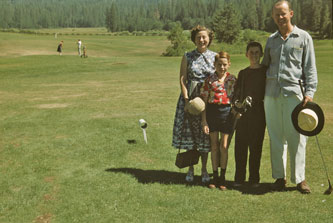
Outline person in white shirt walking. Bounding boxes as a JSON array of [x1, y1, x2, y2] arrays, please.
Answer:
[[77, 39, 82, 56]]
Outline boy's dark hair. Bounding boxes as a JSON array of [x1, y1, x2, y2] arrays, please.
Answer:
[[190, 25, 214, 47], [246, 41, 263, 53]]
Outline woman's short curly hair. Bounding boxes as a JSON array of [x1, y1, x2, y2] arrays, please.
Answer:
[[190, 25, 214, 47]]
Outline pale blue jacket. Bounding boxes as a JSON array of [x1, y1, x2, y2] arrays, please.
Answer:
[[262, 26, 318, 98]]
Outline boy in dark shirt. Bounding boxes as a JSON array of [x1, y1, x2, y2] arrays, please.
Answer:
[[233, 42, 267, 188]]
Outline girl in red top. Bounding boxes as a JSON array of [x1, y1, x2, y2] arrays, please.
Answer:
[[201, 51, 236, 190]]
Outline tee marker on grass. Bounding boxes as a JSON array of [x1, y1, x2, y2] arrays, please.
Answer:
[[139, 119, 148, 144]]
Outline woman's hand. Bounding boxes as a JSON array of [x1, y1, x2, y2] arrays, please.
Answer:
[[202, 121, 209, 135]]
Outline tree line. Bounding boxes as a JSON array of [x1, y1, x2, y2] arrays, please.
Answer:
[[0, 0, 332, 38]]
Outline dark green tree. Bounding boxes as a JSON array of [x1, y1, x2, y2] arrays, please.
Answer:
[[320, 4, 332, 38], [0, 1, 14, 28], [311, 0, 323, 32], [242, 0, 259, 30], [256, 0, 266, 30], [105, 2, 119, 32], [211, 4, 241, 43], [264, 9, 276, 32]]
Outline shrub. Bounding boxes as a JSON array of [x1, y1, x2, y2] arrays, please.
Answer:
[[119, 31, 131, 36], [163, 22, 193, 56], [135, 31, 145, 36]]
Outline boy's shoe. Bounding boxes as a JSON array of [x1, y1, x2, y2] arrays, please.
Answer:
[[219, 184, 227, 191], [208, 178, 218, 189], [201, 171, 210, 183], [271, 178, 286, 191], [208, 183, 217, 189], [185, 170, 194, 182], [219, 177, 227, 191]]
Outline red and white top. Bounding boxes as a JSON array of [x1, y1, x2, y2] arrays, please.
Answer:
[[201, 72, 237, 105]]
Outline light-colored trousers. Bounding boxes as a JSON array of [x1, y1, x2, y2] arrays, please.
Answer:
[[264, 93, 307, 184]]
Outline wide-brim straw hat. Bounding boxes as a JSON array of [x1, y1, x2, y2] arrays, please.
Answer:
[[187, 97, 205, 115], [291, 101, 324, 136]]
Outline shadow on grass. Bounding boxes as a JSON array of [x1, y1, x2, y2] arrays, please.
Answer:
[[105, 167, 206, 187], [105, 167, 297, 195], [232, 183, 297, 195]]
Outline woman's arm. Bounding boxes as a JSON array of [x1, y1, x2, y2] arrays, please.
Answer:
[[180, 55, 190, 112], [179, 55, 189, 100], [201, 83, 209, 135], [201, 97, 209, 135]]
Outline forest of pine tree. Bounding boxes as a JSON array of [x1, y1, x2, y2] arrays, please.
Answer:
[[0, 0, 332, 38]]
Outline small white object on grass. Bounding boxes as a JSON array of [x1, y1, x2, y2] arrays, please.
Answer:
[[139, 119, 148, 144]]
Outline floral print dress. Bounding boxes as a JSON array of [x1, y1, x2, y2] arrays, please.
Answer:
[[172, 49, 216, 152]]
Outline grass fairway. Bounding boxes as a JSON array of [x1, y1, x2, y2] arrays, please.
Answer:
[[0, 31, 332, 223]]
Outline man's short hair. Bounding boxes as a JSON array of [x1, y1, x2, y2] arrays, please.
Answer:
[[273, 0, 292, 11]]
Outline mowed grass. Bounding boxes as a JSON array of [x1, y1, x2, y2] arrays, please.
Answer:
[[0, 31, 332, 223]]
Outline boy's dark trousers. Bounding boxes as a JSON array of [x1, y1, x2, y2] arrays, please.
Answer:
[[234, 104, 266, 184]]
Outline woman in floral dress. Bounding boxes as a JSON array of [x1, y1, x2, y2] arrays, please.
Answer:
[[172, 25, 216, 183]]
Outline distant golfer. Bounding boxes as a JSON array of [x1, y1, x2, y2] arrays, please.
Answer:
[[57, 41, 63, 56], [81, 46, 88, 58], [262, 0, 318, 194], [77, 39, 82, 56]]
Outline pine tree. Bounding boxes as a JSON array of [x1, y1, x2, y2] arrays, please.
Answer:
[[311, 0, 322, 32], [211, 3, 241, 43], [105, 2, 119, 32], [242, 0, 259, 30], [256, 0, 266, 30], [320, 4, 332, 38], [264, 8, 276, 32]]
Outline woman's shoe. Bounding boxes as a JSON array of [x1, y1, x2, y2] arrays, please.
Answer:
[[201, 171, 210, 183], [185, 170, 194, 182]]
